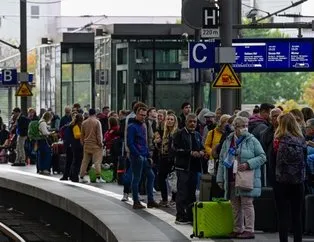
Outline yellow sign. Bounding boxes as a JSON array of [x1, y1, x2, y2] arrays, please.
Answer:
[[212, 64, 241, 88], [16, 82, 33, 97]]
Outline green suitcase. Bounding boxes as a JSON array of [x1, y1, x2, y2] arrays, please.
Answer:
[[191, 200, 233, 238]]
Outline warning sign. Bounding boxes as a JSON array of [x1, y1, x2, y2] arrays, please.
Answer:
[[212, 64, 241, 88], [15, 82, 33, 97]]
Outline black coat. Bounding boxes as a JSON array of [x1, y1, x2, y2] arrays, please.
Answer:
[[260, 125, 276, 186], [17, 115, 30, 137], [173, 128, 206, 172]]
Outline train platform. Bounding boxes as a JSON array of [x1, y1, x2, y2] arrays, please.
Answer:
[[0, 164, 313, 242]]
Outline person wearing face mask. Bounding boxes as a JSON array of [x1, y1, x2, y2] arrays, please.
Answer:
[[217, 116, 266, 239], [205, 114, 231, 161]]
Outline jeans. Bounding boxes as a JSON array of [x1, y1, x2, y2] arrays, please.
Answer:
[[176, 170, 197, 221], [274, 182, 304, 242], [130, 155, 155, 202], [123, 158, 132, 194], [15, 135, 27, 163], [38, 139, 52, 171], [229, 183, 255, 233]]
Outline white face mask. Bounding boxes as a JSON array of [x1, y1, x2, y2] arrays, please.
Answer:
[[239, 127, 248, 135]]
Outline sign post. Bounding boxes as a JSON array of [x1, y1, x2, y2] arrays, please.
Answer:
[[212, 64, 241, 88], [201, 7, 220, 38]]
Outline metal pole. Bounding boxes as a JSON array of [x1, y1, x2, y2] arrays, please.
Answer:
[[152, 39, 156, 107], [220, 0, 234, 115], [20, 0, 28, 115], [194, 29, 201, 110]]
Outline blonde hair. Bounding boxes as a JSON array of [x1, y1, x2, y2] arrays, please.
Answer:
[[218, 114, 231, 128], [163, 113, 178, 139], [275, 113, 303, 139], [42, 112, 52, 122]]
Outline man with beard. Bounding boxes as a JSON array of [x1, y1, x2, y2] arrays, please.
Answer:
[[202, 111, 216, 144]]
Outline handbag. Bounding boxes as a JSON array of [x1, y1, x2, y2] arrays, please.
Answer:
[[235, 169, 254, 191]]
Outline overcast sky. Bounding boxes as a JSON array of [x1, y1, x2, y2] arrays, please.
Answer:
[[61, 0, 182, 16], [61, 0, 313, 16]]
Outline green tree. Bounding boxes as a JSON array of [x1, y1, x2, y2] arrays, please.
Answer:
[[302, 73, 314, 108], [240, 21, 310, 104]]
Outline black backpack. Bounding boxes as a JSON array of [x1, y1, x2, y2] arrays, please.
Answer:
[[276, 135, 307, 184]]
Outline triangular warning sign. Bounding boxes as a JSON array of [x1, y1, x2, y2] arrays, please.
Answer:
[[212, 64, 241, 88], [16, 82, 33, 97]]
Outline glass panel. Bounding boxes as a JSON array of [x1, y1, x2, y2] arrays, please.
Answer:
[[156, 70, 180, 81], [117, 70, 127, 110], [135, 49, 153, 63], [61, 64, 72, 113], [73, 64, 91, 109], [117, 48, 127, 65]]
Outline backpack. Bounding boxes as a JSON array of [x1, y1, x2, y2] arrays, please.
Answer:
[[28, 120, 43, 141], [276, 135, 307, 184]]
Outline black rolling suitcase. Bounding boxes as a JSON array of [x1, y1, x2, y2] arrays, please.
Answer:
[[254, 186, 277, 232], [304, 194, 314, 234], [199, 174, 224, 201]]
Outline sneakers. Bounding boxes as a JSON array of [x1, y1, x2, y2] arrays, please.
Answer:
[[175, 218, 190, 225], [237, 231, 255, 239], [158, 200, 169, 207], [42, 170, 50, 175], [133, 202, 145, 209], [147, 200, 159, 208], [121, 193, 129, 202], [96, 177, 106, 183], [79, 176, 89, 183]]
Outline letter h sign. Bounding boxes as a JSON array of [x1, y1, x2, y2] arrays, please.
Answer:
[[202, 7, 219, 28]]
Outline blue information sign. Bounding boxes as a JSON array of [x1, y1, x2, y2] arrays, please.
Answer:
[[188, 42, 215, 69], [0, 71, 33, 84], [231, 38, 314, 72]]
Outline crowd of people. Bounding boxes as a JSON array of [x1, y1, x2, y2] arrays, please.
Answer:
[[1, 101, 314, 242]]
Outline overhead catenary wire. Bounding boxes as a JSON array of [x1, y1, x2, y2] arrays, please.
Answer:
[[241, 3, 270, 15]]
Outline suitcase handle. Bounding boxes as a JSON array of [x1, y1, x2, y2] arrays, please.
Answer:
[[212, 198, 228, 203]]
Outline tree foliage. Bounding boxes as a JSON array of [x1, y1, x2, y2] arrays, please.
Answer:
[[275, 99, 301, 113], [240, 21, 311, 104], [302, 73, 314, 108]]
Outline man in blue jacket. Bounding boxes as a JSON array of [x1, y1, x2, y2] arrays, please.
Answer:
[[127, 106, 159, 209]]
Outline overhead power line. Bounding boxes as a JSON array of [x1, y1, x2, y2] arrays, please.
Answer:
[[241, 3, 270, 15], [278, 13, 314, 18]]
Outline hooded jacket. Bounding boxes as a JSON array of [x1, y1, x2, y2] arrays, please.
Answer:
[[248, 114, 269, 141]]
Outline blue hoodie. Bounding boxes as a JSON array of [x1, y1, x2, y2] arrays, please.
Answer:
[[127, 119, 149, 157]]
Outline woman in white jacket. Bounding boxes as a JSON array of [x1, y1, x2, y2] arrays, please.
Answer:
[[38, 112, 53, 175]]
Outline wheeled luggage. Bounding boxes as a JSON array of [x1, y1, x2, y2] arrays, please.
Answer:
[[304, 194, 314, 234], [199, 174, 224, 201], [191, 200, 233, 238], [254, 187, 277, 232]]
